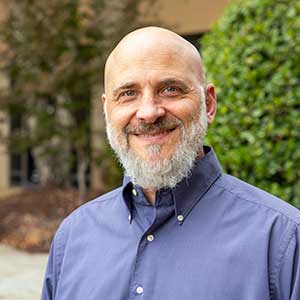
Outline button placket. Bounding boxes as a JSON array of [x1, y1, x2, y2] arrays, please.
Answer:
[[129, 189, 174, 299]]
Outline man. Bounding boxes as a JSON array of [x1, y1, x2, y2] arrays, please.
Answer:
[[42, 27, 300, 300]]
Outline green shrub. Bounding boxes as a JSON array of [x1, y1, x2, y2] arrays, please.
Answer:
[[201, 0, 300, 206]]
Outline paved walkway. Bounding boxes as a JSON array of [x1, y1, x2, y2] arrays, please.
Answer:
[[0, 245, 48, 300]]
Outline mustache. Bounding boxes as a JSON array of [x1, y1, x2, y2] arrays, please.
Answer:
[[124, 117, 183, 135]]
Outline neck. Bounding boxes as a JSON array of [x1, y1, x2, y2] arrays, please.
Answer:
[[141, 187, 157, 205], [196, 147, 205, 160]]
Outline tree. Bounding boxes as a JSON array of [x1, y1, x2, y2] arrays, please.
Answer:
[[201, 0, 300, 206], [0, 0, 143, 201]]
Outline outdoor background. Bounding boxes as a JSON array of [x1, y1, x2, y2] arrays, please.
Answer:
[[0, 0, 299, 298]]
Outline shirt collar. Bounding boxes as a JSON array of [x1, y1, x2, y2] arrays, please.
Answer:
[[122, 146, 222, 223], [171, 146, 222, 221]]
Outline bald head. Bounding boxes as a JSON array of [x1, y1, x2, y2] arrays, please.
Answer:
[[104, 26, 206, 91]]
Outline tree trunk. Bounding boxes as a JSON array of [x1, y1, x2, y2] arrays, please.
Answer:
[[90, 85, 106, 190], [31, 147, 51, 186]]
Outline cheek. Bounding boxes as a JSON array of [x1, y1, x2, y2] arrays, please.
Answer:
[[167, 102, 200, 125], [107, 106, 135, 131]]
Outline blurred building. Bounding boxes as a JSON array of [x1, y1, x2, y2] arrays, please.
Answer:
[[0, 0, 229, 191]]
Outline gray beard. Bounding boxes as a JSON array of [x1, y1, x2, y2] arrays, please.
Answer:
[[104, 101, 208, 190]]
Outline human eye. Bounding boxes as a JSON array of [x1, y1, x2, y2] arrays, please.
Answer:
[[161, 85, 181, 96], [165, 86, 178, 93], [118, 90, 137, 102], [121, 90, 136, 97]]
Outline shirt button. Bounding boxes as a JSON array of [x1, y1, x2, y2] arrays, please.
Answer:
[[136, 286, 144, 294], [146, 234, 154, 242], [177, 214, 184, 222], [132, 189, 138, 196]]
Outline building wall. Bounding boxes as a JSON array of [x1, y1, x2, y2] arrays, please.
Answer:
[[141, 0, 229, 34], [0, 114, 9, 189], [0, 74, 10, 189]]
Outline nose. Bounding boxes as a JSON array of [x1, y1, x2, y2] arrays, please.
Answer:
[[135, 95, 166, 123]]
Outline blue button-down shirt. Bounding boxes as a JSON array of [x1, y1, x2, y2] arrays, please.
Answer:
[[42, 146, 300, 300]]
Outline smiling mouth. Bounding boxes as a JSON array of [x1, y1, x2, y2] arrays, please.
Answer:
[[133, 127, 177, 137]]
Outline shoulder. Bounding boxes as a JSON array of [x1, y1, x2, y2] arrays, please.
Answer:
[[54, 186, 123, 235], [80, 186, 123, 208], [215, 174, 300, 225], [73, 185, 123, 213], [49, 186, 123, 257]]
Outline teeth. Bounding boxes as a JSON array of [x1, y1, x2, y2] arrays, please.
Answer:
[[134, 127, 176, 137], [140, 131, 167, 137]]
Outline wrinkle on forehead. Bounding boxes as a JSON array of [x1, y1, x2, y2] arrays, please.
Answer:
[[104, 27, 206, 91]]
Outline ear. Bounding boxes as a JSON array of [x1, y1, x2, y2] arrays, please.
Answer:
[[101, 93, 106, 105], [205, 83, 217, 124]]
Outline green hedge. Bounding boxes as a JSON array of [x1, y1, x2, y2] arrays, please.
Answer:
[[201, 0, 300, 206]]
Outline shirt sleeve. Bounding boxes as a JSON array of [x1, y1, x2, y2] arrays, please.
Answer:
[[41, 219, 67, 300], [275, 224, 300, 300]]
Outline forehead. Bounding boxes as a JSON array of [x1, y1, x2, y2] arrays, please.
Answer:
[[105, 46, 200, 92]]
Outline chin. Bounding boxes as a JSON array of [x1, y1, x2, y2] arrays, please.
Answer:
[[133, 144, 176, 162], [147, 152, 174, 163]]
